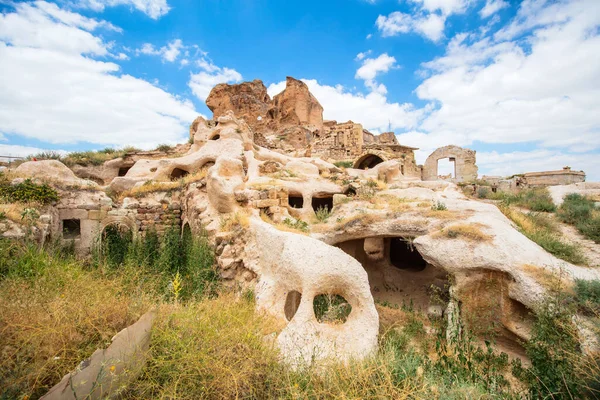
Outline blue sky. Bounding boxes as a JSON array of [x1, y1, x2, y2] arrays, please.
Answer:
[[0, 0, 599, 180]]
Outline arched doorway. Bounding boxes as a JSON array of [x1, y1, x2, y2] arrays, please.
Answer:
[[354, 153, 385, 169]]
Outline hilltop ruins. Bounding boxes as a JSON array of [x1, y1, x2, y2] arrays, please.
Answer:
[[1, 77, 599, 391]]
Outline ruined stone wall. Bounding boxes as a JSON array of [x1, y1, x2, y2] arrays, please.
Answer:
[[423, 145, 478, 183], [135, 201, 182, 234], [523, 169, 586, 186], [313, 121, 364, 160]]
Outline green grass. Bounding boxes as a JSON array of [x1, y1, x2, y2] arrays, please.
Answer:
[[333, 161, 353, 168], [499, 205, 587, 265], [314, 205, 331, 222], [478, 187, 557, 212], [0, 175, 59, 205], [558, 193, 600, 243]]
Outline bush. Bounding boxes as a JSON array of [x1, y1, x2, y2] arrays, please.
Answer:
[[155, 144, 174, 152], [282, 217, 309, 232], [477, 186, 490, 198], [431, 201, 447, 211], [558, 193, 600, 242], [314, 205, 331, 222], [333, 161, 353, 168], [574, 279, 600, 314], [0, 178, 59, 204], [500, 188, 556, 212], [557, 193, 594, 224]]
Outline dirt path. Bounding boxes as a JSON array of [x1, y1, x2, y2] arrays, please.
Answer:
[[556, 221, 600, 268]]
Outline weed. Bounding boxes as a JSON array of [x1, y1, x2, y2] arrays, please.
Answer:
[[558, 193, 600, 243], [333, 161, 353, 168], [282, 217, 309, 232], [314, 205, 331, 222], [220, 211, 250, 231], [574, 279, 600, 314], [313, 293, 352, 323], [155, 144, 174, 152], [431, 201, 447, 211], [0, 178, 59, 204]]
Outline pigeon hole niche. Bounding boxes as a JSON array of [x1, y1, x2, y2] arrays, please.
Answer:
[[335, 236, 449, 311]]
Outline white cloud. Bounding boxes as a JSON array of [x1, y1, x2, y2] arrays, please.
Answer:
[[137, 39, 183, 62], [75, 0, 170, 20], [414, 0, 600, 154], [189, 68, 243, 101], [0, 144, 67, 159], [267, 79, 427, 133], [376, 11, 446, 42], [376, 0, 471, 42], [409, 0, 472, 15], [355, 50, 372, 61], [355, 53, 397, 93], [0, 1, 111, 56], [0, 2, 199, 149], [479, 0, 509, 18]]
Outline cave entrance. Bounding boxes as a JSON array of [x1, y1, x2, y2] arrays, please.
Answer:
[[335, 237, 449, 311], [288, 195, 304, 209], [210, 134, 220, 140], [311, 196, 333, 212], [389, 237, 427, 271], [170, 167, 189, 180], [118, 166, 131, 177], [355, 154, 384, 170]]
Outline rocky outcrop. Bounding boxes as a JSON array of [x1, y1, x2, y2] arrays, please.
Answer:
[[206, 79, 272, 130], [205, 76, 323, 135], [271, 77, 323, 132]]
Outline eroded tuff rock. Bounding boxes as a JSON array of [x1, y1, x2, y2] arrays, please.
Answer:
[[205, 76, 323, 135]]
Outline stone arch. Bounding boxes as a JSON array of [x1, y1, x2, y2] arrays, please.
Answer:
[[353, 150, 389, 169], [99, 216, 138, 239], [422, 145, 478, 182]]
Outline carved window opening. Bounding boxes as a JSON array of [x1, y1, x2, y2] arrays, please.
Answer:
[[62, 219, 81, 239]]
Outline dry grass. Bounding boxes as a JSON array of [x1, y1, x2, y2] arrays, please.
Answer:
[[521, 264, 574, 292], [220, 210, 251, 231], [181, 168, 208, 184], [433, 223, 493, 242], [0, 203, 26, 223], [259, 212, 310, 235], [120, 181, 181, 199], [0, 252, 152, 398], [421, 209, 462, 220]]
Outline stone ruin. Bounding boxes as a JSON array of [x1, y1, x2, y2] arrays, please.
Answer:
[[2, 77, 599, 371]]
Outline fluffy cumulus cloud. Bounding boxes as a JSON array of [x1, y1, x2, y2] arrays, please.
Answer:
[[137, 39, 183, 62], [75, 0, 170, 20], [189, 68, 243, 101], [0, 1, 199, 149], [376, 0, 471, 42], [479, 0, 509, 18], [395, 0, 600, 180], [355, 53, 397, 93], [267, 79, 427, 133]]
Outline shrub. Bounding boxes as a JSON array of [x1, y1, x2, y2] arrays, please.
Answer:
[[558, 193, 600, 242], [314, 205, 331, 222], [574, 279, 600, 314], [333, 161, 353, 168], [0, 178, 59, 204], [431, 200, 447, 211], [500, 188, 556, 212], [282, 217, 309, 232], [477, 186, 490, 198], [155, 144, 174, 152], [557, 193, 594, 224]]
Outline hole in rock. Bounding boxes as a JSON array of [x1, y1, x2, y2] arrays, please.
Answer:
[[284, 290, 302, 321], [389, 238, 427, 271], [62, 219, 81, 239], [311, 196, 333, 212], [118, 167, 131, 177], [288, 195, 304, 209], [335, 237, 449, 311], [345, 187, 357, 196], [313, 294, 352, 324], [170, 167, 189, 180], [150, 167, 157, 172], [210, 134, 220, 140], [355, 154, 384, 170]]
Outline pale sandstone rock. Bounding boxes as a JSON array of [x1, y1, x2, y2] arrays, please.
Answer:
[[245, 220, 379, 366], [15, 160, 99, 188], [207, 157, 245, 213], [285, 160, 320, 176]]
